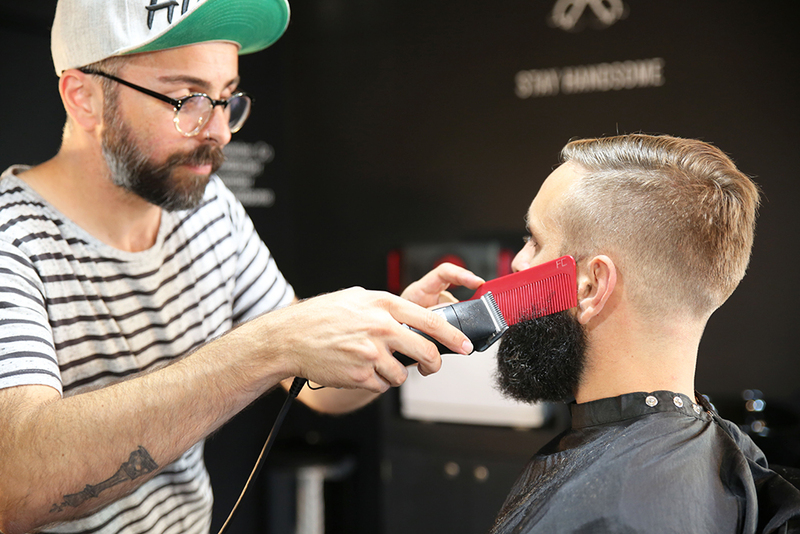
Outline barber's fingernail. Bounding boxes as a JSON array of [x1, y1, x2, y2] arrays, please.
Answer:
[[462, 340, 474, 354]]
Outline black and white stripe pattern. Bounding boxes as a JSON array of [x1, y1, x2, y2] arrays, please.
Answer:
[[0, 167, 294, 534]]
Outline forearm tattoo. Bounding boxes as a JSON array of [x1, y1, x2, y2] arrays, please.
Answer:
[[50, 446, 158, 513]]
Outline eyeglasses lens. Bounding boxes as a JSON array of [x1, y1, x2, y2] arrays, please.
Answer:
[[175, 95, 252, 136], [227, 95, 251, 133], [176, 96, 211, 136]]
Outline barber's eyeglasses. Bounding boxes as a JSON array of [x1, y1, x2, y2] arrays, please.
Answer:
[[79, 68, 252, 137]]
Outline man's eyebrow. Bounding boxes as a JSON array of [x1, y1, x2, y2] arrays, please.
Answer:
[[524, 213, 534, 233], [524, 214, 541, 243], [156, 74, 241, 93]]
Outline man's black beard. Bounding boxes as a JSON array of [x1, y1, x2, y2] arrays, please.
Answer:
[[495, 310, 587, 403], [101, 104, 225, 212]]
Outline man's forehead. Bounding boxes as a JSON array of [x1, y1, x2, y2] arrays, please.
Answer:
[[526, 162, 581, 230], [120, 42, 241, 90], [542, 161, 582, 196]]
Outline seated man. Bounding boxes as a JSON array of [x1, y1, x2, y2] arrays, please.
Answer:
[[490, 134, 800, 533]]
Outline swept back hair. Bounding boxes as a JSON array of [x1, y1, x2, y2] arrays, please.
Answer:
[[557, 134, 760, 318]]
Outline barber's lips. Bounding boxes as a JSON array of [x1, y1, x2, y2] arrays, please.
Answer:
[[185, 162, 213, 174], [179, 146, 225, 175], [182, 156, 215, 174]]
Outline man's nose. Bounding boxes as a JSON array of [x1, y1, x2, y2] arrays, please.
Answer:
[[511, 249, 530, 273], [202, 105, 232, 146]]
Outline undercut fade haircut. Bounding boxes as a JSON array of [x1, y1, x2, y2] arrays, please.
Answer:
[[557, 134, 760, 319]]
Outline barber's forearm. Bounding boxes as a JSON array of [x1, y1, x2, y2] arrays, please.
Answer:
[[290, 378, 380, 413], [1, 285, 472, 532], [0, 321, 288, 534]]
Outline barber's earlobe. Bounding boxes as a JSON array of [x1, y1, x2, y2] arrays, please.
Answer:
[[59, 70, 103, 132], [576, 255, 617, 325]]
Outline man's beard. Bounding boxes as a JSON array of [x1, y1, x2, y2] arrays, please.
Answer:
[[495, 310, 587, 403], [101, 104, 225, 212]]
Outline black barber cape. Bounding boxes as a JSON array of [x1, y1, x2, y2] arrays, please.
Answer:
[[490, 391, 800, 534]]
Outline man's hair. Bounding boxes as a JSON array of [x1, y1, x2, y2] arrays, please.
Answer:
[[556, 134, 760, 319]]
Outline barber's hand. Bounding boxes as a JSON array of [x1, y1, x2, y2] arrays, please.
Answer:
[[401, 262, 485, 307], [268, 287, 474, 392]]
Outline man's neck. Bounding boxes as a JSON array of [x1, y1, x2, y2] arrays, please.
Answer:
[[18, 146, 162, 253], [573, 309, 705, 404]]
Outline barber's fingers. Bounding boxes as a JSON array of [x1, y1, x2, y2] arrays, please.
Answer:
[[437, 290, 458, 304], [360, 363, 398, 393], [343, 291, 471, 379], [382, 297, 474, 373], [372, 350, 409, 388], [401, 262, 485, 308], [273, 288, 470, 390]]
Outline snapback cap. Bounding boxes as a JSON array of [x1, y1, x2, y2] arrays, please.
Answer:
[[51, 0, 291, 75]]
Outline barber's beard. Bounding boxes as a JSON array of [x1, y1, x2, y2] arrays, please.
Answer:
[[101, 107, 225, 212], [495, 310, 588, 403]]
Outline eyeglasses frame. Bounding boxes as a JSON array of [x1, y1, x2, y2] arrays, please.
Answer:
[[78, 67, 252, 137]]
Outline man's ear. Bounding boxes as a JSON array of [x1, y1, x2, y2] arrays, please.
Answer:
[[576, 255, 617, 325], [59, 69, 104, 132]]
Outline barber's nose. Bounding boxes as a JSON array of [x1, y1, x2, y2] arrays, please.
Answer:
[[202, 106, 232, 146]]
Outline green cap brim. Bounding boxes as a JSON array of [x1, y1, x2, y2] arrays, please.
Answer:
[[133, 0, 290, 56]]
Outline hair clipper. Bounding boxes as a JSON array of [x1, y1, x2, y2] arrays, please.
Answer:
[[395, 292, 508, 366]]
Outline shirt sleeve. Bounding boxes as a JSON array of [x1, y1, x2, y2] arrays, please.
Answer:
[[213, 178, 295, 324], [0, 239, 62, 394]]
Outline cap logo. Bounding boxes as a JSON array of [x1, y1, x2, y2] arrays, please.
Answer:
[[147, 0, 193, 30], [51, 0, 290, 75]]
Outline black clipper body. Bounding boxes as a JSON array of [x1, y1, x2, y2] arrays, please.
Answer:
[[396, 292, 508, 366]]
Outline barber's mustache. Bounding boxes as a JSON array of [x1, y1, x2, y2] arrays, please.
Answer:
[[167, 144, 226, 173]]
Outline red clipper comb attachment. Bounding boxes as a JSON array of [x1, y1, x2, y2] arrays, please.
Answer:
[[469, 255, 577, 326]]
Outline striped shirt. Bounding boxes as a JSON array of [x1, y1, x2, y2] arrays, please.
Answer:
[[0, 166, 295, 534]]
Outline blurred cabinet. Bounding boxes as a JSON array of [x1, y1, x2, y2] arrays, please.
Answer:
[[380, 390, 567, 534]]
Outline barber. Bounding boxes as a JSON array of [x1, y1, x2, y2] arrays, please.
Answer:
[[0, 1, 483, 533]]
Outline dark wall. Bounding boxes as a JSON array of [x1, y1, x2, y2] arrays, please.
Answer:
[[275, 0, 800, 403], [4, 0, 797, 398], [2, 1, 799, 533], [272, 3, 800, 531]]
